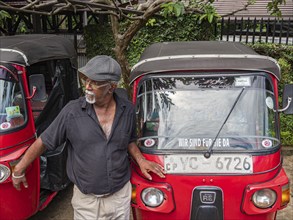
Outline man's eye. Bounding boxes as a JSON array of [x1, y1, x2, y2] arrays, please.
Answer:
[[94, 82, 106, 86]]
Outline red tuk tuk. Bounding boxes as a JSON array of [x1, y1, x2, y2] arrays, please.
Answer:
[[0, 34, 79, 220], [130, 41, 291, 220]]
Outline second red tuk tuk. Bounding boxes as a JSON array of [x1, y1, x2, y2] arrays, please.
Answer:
[[0, 34, 79, 220], [130, 41, 291, 220]]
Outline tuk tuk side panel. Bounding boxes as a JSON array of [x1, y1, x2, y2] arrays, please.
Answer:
[[0, 158, 40, 220], [0, 35, 79, 220], [0, 64, 41, 219]]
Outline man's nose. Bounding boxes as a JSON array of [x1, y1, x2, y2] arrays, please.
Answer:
[[85, 81, 93, 90]]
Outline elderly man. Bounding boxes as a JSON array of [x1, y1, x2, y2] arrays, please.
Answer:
[[12, 55, 165, 220]]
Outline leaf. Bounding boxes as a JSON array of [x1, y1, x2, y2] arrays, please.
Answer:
[[199, 14, 207, 21], [208, 14, 213, 23], [174, 4, 183, 17], [147, 18, 156, 27], [0, 10, 11, 20]]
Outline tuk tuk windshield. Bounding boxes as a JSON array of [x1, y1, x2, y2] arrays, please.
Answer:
[[136, 74, 279, 151], [0, 66, 26, 132]]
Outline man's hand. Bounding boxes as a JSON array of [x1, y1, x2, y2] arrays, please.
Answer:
[[128, 142, 166, 180], [137, 158, 166, 180], [11, 137, 46, 191], [12, 173, 28, 191]]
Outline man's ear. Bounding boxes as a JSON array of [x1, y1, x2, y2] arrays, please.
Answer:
[[109, 83, 117, 93]]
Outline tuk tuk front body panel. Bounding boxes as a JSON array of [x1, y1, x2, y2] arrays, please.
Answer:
[[131, 151, 288, 220]]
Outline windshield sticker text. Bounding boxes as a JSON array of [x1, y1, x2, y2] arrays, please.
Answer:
[[178, 138, 230, 148]]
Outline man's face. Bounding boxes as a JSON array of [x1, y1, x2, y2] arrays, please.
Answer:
[[79, 73, 111, 104]]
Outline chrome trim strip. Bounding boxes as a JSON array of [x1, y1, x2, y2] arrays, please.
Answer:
[[132, 54, 279, 71], [0, 48, 29, 66]]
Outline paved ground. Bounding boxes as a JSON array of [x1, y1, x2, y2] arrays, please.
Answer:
[[30, 149, 293, 220]]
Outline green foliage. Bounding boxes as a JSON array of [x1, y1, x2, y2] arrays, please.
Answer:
[[279, 114, 293, 146], [83, 24, 115, 59], [248, 0, 256, 4], [0, 12, 28, 34], [0, 10, 10, 20], [186, 0, 220, 23], [267, 0, 286, 17], [161, 2, 185, 17], [250, 43, 293, 90], [84, 1, 220, 64], [0, 10, 10, 27], [198, 3, 220, 23], [127, 14, 217, 66], [250, 43, 293, 145]]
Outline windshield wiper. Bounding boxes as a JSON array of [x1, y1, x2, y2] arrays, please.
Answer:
[[204, 87, 245, 158]]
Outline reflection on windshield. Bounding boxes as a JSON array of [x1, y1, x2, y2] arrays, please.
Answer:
[[0, 66, 26, 132], [136, 75, 279, 151]]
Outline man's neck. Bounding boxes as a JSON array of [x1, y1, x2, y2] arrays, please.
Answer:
[[93, 94, 116, 139], [93, 94, 115, 111]]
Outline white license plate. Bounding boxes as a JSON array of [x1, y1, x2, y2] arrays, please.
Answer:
[[164, 154, 253, 174]]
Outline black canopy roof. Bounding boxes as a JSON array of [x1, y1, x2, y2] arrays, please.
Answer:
[[0, 34, 77, 68], [130, 41, 281, 83]]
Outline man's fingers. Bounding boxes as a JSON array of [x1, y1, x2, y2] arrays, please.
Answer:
[[13, 182, 21, 191], [23, 180, 29, 188], [154, 166, 165, 178], [139, 161, 166, 180], [148, 163, 165, 178], [143, 170, 152, 181], [151, 163, 165, 177], [158, 165, 166, 174], [12, 176, 28, 190]]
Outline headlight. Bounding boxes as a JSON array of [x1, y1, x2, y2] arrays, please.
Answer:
[[141, 187, 164, 207], [252, 189, 277, 209], [0, 164, 11, 183]]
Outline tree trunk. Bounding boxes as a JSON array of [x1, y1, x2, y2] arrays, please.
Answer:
[[115, 41, 132, 95], [109, 14, 132, 95]]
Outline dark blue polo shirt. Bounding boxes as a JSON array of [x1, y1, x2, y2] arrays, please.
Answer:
[[40, 93, 137, 195]]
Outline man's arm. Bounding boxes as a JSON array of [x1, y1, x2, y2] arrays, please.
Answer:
[[12, 137, 46, 190], [128, 142, 165, 180]]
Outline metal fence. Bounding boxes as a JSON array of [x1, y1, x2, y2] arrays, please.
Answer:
[[218, 17, 293, 45]]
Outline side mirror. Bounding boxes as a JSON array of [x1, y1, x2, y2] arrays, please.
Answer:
[[28, 74, 47, 101], [281, 84, 293, 114]]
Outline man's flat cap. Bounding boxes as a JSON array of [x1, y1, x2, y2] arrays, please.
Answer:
[[78, 55, 121, 82]]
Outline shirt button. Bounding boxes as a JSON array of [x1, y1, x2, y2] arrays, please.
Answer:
[[109, 173, 111, 176]]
